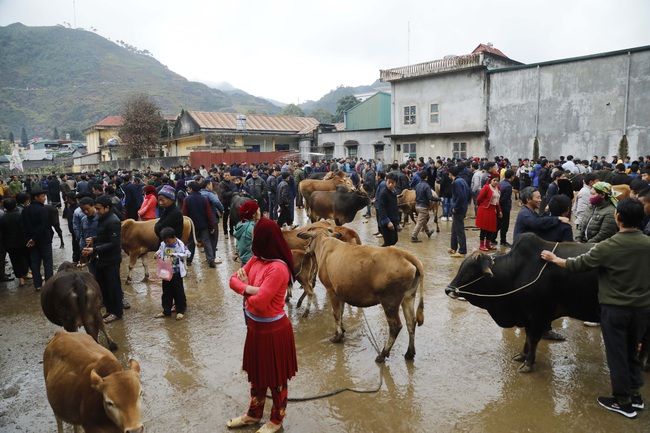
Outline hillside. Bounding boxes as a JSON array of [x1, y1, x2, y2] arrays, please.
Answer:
[[299, 80, 390, 114], [0, 23, 281, 139]]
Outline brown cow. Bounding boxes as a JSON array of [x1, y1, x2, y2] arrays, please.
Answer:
[[43, 331, 143, 433], [121, 216, 196, 283], [297, 227, 425, 363], [286, 249, 318, 317], [41, 262, 117, 351], [298, 170, 354, 211], [307, 185, 370, 225], [282, 221, 361, 250], [612, 184, 630, 201], [397, 189, 440, 232]]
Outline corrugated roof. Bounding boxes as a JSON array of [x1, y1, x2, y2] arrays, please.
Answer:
[[95, 116, 124, 127], [188, 111, 319, 134], [472, 43, 509, 59]]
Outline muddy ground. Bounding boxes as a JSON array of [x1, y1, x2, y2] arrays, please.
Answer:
[[1, 207, 649, 432]]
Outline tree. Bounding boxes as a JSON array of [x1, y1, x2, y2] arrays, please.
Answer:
[[53, 127, 59, 139], [618, 135, 629, 160], [21, 127, 28, 145], [8, 131, 14, 144], [119, 93, 163, 158], [281, 104, 305, 117], [309, 108, 334, 123], [332, 95, 360, 123]]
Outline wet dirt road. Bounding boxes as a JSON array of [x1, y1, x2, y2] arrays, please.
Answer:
[[1, 207, 649, 433]]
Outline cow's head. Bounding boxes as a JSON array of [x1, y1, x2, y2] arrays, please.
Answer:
[[445, 252, 495, 299], [90, 359, 144, 433]]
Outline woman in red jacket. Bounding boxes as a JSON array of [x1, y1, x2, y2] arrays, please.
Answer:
[[227, 217, 297, 433], [137, 185, 158, 221], [476, 174, 502, 251]]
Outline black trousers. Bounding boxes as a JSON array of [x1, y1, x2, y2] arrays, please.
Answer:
[[450, 213, 467, 254], [222, 205, 231, 235], [162, 272, 186, 315], [379, 224, 398, 247], [277, 205, 291, 228], [7, 246, 30, 278], [29, 242, 53, 289], [497, 212, 510, 242], [600, 305, 645, 399], [96, 263, 123, 318]]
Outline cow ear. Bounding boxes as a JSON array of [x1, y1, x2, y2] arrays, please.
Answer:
[[332, 232, 343, 239], [90, 369, 104, 391], [129, 359, 141, 375], [480, 256, 494, 277], [297, 231, 309, 239]]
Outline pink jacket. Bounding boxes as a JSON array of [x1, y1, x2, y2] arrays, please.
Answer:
[[138, 193, 158, 220]]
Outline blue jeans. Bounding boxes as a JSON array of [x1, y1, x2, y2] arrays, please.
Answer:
[[29, 241, 53, 289], [442, 198, 452, 218]]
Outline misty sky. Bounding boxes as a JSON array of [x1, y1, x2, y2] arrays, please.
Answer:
[[1, 0, 649, 105]]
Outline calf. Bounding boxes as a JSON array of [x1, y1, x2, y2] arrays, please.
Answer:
[[285, 249, 318, 317], [397, 189, 440, 232], [282, 221, 361, 250], [43, 331, 143, 433], [41, 262, 117, 351]]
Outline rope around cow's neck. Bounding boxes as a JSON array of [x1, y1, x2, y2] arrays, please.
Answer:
[[451, 242, 559, 298]]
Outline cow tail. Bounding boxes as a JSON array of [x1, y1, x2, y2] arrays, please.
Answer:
[[75, 273, 92, 336], [189, 217, 198, 246], [414, 259, 425, 326]]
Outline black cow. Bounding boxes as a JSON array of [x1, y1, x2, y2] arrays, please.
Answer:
[[445, 233, 599, 372], [307, 185, 370, 226], [41, 262, 118, 351], [229, 193, 255, 230]]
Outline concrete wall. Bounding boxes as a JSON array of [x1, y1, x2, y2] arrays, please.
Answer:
[[391, 68, 487, 136], [488, 50, 650, 160], [317, 129, 393, 162]]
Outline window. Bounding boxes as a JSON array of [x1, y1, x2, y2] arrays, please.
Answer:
[[403, 143, 417, 158], [403, 105, 416, 125], [347, 145, 358, 159], [452, 142, 467, 159], [430, 103, 439, 124]]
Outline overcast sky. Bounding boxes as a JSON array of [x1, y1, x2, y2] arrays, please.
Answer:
[[1, 0, 649, 105]]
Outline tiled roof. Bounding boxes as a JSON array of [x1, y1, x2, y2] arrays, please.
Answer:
[[334, 123, 345, 131], [188, 111, 319, 134], [472, 43, 509, 59], [95, 116, 124, 127]]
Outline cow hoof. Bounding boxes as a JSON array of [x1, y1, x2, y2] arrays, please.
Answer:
[[108, 342, 119, 351], [375, 354, 386, 363], [518, 364, 534, 373], [141, 277, 149, 283], [330, 335, 344, 344], [301, 310, 310, 319], [404, 350, 415, 360], [512, 353, 526, 363], [125, 279, 132, 285]]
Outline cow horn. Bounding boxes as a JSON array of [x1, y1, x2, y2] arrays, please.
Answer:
[[480, 258, 494, 277]]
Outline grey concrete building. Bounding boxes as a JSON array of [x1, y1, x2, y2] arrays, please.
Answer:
[[381, 44, 650, 161]]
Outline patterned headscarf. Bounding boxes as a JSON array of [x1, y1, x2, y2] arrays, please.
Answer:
[[592, 182, 618, 206]]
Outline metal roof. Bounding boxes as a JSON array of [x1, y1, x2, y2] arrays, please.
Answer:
[[187, 111, 319, 134]]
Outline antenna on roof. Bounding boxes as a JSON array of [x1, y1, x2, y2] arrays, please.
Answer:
[[73, 0, 77, 28], [407, 21, 410, 65]]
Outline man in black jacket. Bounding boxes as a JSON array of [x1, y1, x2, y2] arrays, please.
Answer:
[[218, 171, 236, 235], [377, 172, 400, 247], [154, 185, 184, 242], [276, 172, 291, 228], [21, 189, 53, 290], [83, 195, 124, 323], [121, 174, 143, 220]]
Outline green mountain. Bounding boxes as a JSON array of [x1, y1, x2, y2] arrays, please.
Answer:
[[0, 23, 281, 140], [299, 80, 390, 115]]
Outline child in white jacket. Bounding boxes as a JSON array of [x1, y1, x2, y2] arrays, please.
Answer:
[[153, 227, 191, 320]]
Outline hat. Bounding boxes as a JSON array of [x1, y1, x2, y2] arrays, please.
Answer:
[[282, 164, 290, 172], [30, 188, 46, 197], [144, 185, 157, 196], [238, 201, 259, 222], [488, 173, 500, 180], [593, 181, 619, 206], [158, 185, 176, 201]]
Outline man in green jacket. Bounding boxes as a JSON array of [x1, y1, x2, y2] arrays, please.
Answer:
[[541, 198, 650, 419]]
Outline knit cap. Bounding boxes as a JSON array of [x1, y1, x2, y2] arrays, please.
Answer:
[[158, 185, 176, 200]]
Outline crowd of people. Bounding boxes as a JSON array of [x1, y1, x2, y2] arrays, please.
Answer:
[[1, 151, 650, 426]]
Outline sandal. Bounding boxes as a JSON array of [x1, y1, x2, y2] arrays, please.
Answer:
[[226, 415, 261, 428], [175, 313, 184, 320], [256, 422, 282, 433], [154, 312, 168, 319], [103, 314, 120, 323]]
